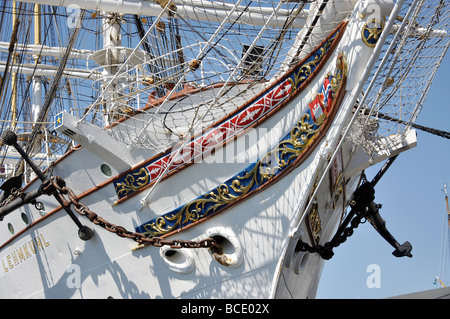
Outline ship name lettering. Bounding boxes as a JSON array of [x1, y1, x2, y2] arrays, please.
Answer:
[[1, 234, 51, 274]]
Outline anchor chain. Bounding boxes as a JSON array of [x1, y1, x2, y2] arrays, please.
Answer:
[[43, 176, 218, 250], [0, 130, 215, 248]]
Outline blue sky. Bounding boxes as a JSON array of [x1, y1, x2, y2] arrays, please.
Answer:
[[316, 51, 450, 298]]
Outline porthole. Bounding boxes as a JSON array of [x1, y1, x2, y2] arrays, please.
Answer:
[[21, 212, 29, 225], [100, 163, 112, 177], [7, 223, 14, 235]]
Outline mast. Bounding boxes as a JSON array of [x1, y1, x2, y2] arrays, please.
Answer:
[[444, 183, 450, 230], [443, 183, 450, 259], [438, 183, 450, 287], [101, 11, 126, 125], [32, 3, 42, 125], [11, 1, 18, 129]]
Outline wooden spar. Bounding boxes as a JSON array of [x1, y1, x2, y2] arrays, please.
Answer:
[[15, 0, 307, 28], [11, 1, 18, 129], [444, 183, 450, 230], [32, 3, 42, 125]]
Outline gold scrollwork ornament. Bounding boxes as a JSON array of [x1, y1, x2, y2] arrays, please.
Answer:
[[115, 168, 150, 198]]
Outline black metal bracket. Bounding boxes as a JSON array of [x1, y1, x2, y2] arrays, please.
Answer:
[[1, 130, 94, 241], [0, 184, 44, 220]]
